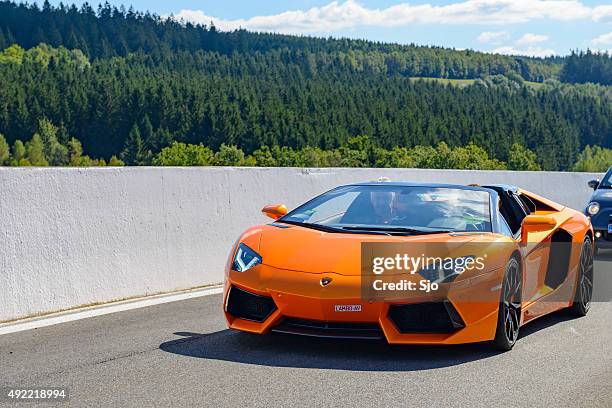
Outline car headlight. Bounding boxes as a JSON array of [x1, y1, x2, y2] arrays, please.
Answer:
[[232, 243, 262, 272], [587, 202, 600, 216], [418, 256, 478, 284]]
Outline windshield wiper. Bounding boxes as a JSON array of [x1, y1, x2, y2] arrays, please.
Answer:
[[340, 226, 452, 235], [278, 220, 390, 235], [278, 220, 343, 233]]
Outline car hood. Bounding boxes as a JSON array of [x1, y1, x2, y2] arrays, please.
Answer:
[[591, 189, 612, 205], [258, 223, 480, 275]]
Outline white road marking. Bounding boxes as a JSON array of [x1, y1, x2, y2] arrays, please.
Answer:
[[0, 285, 224, 336]]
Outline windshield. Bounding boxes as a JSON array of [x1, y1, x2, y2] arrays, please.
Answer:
[[280, 185, 492, 234], [599, 168, 612, 188]]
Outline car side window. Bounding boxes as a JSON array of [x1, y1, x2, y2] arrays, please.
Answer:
[[498, 191, 528, 235], [517, 194, 535, 214], [498, 214, 513, 237]]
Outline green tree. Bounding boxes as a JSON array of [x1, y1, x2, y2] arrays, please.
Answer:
[[25, 134, 49, 166], [78, 155, 93, 166], [251, 146, 277, 167], [121, 124, 150, 165], [337, 136, 372, 167], [451, 143, 506, 170], [0, 133, 9, 165], [573, 145, 612, 172], [271, 146, 300, 167], [154, 128, 174, 150], [67, 137, 94, 166], [431, 142, 456, 169], [0, 44, 25, 64], [140, 114, 156, 151], [373, 147, 415, 168], [153, 142, 214, 166], [67, 137, 83, 166], [299, 146, 340, 167], [213, 144, 245, 166], [37, 118, 68, 165], [108, 155, 125, 166], [507, 143, 541, 171], [11, 139, 28, 166]]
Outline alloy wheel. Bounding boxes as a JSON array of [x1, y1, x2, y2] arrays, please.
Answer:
[[502, 261, 522, 345], [578, 239, 594, 312]]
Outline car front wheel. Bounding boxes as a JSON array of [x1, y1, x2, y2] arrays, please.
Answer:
[[492, 257, 522, 351]]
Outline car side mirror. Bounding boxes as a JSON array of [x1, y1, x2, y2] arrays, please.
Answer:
[[262, 204, 288, 220], [520, 214, 556, 243], [588, 179, 600, 190]]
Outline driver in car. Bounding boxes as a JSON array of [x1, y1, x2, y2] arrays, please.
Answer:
[[369, 190, 397, 225]]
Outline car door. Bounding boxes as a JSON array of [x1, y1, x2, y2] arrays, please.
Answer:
[[498, 191, 550, 308]]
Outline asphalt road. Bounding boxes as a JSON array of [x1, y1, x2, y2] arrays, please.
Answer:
[[1, 258, 612, 408]]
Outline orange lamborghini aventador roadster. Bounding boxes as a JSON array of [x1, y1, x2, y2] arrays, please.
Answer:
[[223, 182, 594, 350]]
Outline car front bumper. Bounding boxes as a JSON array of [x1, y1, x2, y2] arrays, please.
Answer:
[[593, 230, 612, 249], [223, 264, 504, 345]]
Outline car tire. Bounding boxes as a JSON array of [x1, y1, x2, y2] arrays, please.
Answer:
[[492, 257, 522, 351], [568, 236, 594, 317]]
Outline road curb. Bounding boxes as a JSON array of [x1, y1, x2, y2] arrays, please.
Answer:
[[0, 285, 224, 336]]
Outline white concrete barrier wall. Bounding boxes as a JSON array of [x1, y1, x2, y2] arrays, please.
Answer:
[[0, 167, 601, 322]]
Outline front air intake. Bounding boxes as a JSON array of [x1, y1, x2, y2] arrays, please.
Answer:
[[272, 318, 384, 340], [226, 286, 277, 322], [388, 301, 465, 334]]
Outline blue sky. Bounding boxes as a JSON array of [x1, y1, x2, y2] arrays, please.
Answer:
[[46, 0, 612, 56]]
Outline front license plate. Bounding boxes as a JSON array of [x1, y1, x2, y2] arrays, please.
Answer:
[[334, 305, 362, 312], [608, 224, 612, 234]]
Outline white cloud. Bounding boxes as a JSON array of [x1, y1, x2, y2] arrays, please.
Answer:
[[477, 31, 508, 44], [517, 33, 549, 45], [173, 0, 601, 34], [593, 5, 612, 22], [592, 32, 612, 46], [492, 46, 557, 57]]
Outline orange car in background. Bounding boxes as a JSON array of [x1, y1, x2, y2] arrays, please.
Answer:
[[223, 182, 594, 350]]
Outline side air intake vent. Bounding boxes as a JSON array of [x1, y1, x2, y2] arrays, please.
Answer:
[[226, 286, 277, 322], [388, 301, 465, 334], [545, 229, 573, 289]]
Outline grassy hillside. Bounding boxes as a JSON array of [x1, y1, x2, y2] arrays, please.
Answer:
[[0, 0, 564, 82], [409, 78, 546, 89], [0, 1, 610, 171]]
